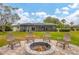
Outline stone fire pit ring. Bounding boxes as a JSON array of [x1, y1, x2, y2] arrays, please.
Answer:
[[25, 39, 55, 55]]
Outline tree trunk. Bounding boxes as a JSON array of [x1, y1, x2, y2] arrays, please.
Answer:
[[2, 25, 5, 32]]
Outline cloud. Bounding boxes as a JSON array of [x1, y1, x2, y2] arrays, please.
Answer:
[[62, 7, 69, 10], [17, 17, 30, 23], [31, 12, 35, 15], [55, 7, 79, 25], [62, 11, 69, 15], [55, 8, 61, 14], [65, 10, 79, 25], [15, 10, 48, 24], [35, 12, 48, 18], [68, 3, 79, 8], [35, 12, 50, 22], [23, 12, 29, 17], [35, 12, 60, 21], [15, 9, 62, 24], [15, 8, 24, 14], [15, 8, 31, 24], [15, 8, 29, 17], [61, 7, 69, 14], [35, 12, 59, 18], [55, 7, 69, 15]]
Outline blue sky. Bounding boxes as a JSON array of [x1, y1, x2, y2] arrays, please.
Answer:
[[5, 3, 79, 24], [8, 3, 67, 13], [7, 3, 69, 16]]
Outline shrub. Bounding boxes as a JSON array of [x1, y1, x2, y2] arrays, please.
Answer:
[[59, 28, 70, 32], [76, 28, 79, 31], [5, 26, 12, 31]]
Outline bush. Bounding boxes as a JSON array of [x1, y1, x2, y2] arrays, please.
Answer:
[[59, 28, 70, 32], [5, 26, 12, 31], [76, 28, 79, 31], [70, 27, 75, 31], [0, 26, 2, 32]]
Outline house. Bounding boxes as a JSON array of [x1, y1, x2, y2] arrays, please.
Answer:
[[12, 23, 57, 32]]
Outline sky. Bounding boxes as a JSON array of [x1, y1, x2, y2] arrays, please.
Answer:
[[5, 3, 79, 25]]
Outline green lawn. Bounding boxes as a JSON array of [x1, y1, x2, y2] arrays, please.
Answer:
[[0, 31, 79, 47]]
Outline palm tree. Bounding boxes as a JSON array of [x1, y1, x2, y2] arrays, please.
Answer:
[[61, 19, 66, 24], [61, 19, 66, 28], [70, 22, 74, 27], [70, 22, 74, 31]]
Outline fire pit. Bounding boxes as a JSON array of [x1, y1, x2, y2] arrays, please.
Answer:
[[25, 39, 55, 55], [30, 42, 51, 52]]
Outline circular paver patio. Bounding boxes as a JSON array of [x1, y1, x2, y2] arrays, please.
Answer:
[[0, 39, 79, 55], [25, 39, 55, 55]]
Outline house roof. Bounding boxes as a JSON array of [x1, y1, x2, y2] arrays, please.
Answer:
[[12, 23, 57, 26]]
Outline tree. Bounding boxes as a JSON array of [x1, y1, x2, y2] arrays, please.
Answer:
[[61, 19, 66, 28], [44, 16, 60, 24], [0, 4, 20, 32], [12, 13, 20, 23], [0, 3, 4, 11], [44, 16, 64, 28], [61, 19, 66, 24], [70, 22, 74, 26], [4, 5, 12, 14], [0, 4, 12, 32], [11, 7, 20, 23], [70, 22, 74, 31]]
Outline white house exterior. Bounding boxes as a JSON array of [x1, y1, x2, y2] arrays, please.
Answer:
[[12, 23, 57, 32]]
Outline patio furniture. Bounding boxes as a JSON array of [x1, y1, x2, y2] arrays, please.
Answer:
[[63, 33, 71, 49], [0, 52, 3, 55], [25, 32, 35, 43], [56, 33, 71, 49], [43, 32, 51, 42], [56, 37, 63, 46], [6, 32, 21, 50], [20, 40, 26, 48]]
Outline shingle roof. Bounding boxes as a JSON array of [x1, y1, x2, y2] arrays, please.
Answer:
[[12, 23, 56, 26]]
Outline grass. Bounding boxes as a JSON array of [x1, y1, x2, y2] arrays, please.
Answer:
[[0, 31, 79, 47], [0, 32, 27, 47]]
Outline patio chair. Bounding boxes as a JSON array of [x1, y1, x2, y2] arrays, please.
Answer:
[[56, 37, 63, 46], [56, 33, 71, 49], [0, 52, 3, 55], [43, 32, 51, 42], [63, 33, 71, 49], [25, 32, 35, 43], [6, 32, 21, 50]]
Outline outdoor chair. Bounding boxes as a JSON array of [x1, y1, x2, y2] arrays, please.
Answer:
[[25, 32, 35, 43], [6, 32, 21, 50], [63, 33, 71, 49], [43, 32, 51, 42], [56, 37, 63, 46], [0, 52, 3, 55], [56, 33, 71, 49]]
